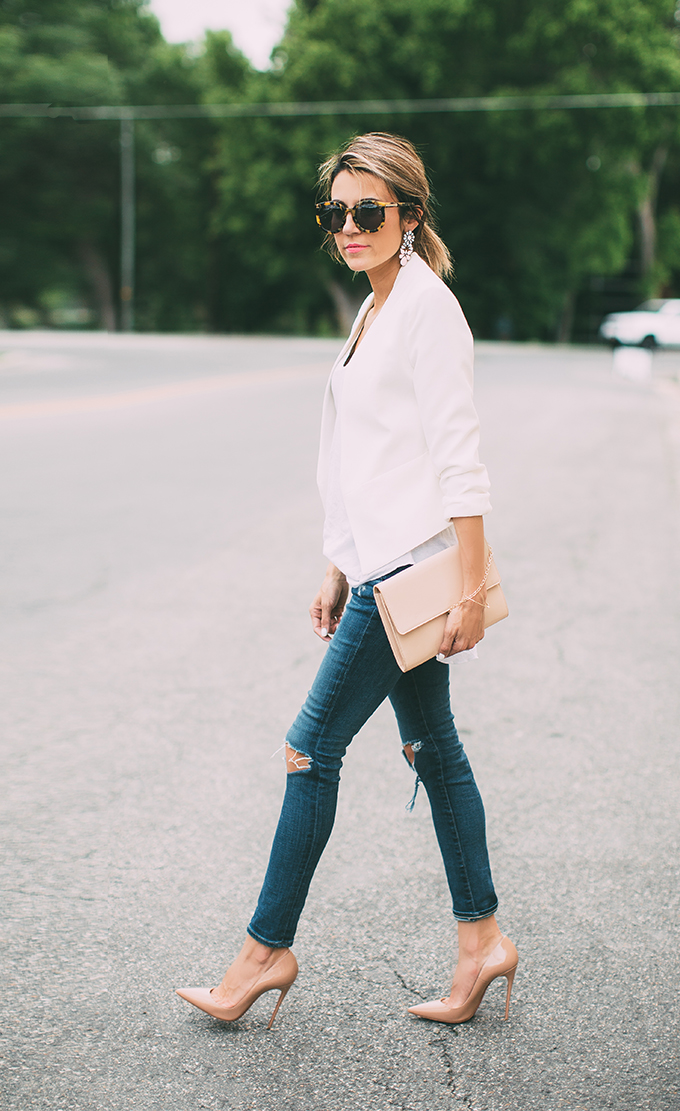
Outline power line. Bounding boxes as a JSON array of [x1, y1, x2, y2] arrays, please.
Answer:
[[4, 91, 677, 331], [1, 91, 680, 119]]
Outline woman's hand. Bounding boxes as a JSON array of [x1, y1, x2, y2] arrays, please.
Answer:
[[437, 597, 486, 658], [310, 563, 349, 641], [437, 515, 489, 658]]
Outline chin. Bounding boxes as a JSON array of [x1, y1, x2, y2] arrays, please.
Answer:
[[342, 253, 371, 272]]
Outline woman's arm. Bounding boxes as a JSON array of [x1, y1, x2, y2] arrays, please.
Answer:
[[310, 563, 349, 642], [437, 516, 487, 657], [409, 287, 491, 522]]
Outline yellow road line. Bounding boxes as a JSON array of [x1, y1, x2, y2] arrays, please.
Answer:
[[0, 363, 330, 419]]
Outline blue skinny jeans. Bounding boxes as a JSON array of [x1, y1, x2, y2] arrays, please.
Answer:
[[248, 574, 498, 949]]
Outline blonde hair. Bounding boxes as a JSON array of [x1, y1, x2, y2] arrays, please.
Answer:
[[317, 132, 452, 280]]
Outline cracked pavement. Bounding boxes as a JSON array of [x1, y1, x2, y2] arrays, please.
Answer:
[[1, 332, 679, 1110]]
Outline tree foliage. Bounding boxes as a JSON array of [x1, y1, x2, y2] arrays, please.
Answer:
[[1, 0, 679, 337], [0, 0, 229, 329], [210, 0, 680, 339]]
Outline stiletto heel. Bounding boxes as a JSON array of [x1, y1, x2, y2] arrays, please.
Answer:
[[267, 983, 291, 1029], [408, 936, 518, 1025], [504, 963, 516, 1020], [176, 949, 298, 1027]]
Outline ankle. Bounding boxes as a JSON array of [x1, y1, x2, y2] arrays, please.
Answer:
[[456, 917, 502, 960], [240, 935, 279, 967]]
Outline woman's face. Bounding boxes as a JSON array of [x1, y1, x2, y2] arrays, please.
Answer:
[[330, 170, 419, 275]]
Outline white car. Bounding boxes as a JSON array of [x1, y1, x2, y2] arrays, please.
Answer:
[[599, 299, 680, 348]]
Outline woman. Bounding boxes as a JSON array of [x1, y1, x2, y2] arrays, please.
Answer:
[[177, 133, 517, 1028]]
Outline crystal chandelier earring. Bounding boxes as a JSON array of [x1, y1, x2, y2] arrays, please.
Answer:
[[399, 228, 415, 266]]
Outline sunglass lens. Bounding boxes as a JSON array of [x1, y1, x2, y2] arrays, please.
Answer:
[[329, 204, 348, 232], [355, 202, 384, 231], [316, 204, 345, 232], [316, 201, 386, 233]]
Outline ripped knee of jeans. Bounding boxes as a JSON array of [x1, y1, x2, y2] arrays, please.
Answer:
[[402, 740, 423, 767], [285, 743, 312, 773], [401, 742, 424, 811]]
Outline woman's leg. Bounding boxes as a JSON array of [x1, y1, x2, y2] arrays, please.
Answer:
[[388, 658, 502, 1004], [248, 585, 403, 946], [213, 582, 403, 1003]]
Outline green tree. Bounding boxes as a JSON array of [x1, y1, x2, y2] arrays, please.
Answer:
[[0, 1, 250, 330], [3, 0, 679, 337], [210, 0, 680, 339]]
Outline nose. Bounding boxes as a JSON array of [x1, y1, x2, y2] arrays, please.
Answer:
[[342, 209, 360, 234]]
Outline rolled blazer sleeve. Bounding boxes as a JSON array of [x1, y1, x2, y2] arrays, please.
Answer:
[[407, 285, 491, 518]]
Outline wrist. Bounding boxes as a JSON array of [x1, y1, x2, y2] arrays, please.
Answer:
[[462, 583, 487, 598], [458, 596, 488, 610], [460, 547, 494, 604]]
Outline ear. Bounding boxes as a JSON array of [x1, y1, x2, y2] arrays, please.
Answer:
[[402, 206, 423, 232]]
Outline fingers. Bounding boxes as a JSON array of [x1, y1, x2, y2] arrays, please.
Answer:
[[309, 591, 328, 640], [310, 594, 337, 641], [320, 595, 334, 640], [437, 611, 459, 658], [438, 634, 472, 658], [311, 615, 331, 641], [438, 609, 485, 657], [437, 634, 457, 658], [311, 577, 348, 642]]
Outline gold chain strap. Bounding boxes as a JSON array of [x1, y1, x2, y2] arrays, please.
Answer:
[[454, 546, 493, 610]]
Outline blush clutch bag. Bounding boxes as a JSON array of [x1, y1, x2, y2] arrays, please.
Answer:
[[373, 544, 508, 673]]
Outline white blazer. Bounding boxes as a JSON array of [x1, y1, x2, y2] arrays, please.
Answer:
[[317, 253, 491, 579]]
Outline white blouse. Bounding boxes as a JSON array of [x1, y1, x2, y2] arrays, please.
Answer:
[[323, 355, 459, 585], [318, 253, 491, 583]]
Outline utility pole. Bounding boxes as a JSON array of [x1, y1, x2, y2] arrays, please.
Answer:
[[119, 116, 135, 332], [1, 94, 678, 336]]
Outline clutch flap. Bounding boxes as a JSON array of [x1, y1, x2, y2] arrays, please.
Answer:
[[374, 545, 501, 636]]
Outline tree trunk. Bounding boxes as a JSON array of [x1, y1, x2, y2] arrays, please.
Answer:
[[78, 242, 116, 331], [556, 290, 575, 344], [637, 146, 668, 278]]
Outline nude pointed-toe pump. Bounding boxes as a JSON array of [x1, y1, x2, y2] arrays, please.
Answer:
[[408, 936, 518, 1025], [176, 949, 298, 1029]]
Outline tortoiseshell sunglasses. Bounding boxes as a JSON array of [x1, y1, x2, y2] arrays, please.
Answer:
[[315, 199, 410, 234]]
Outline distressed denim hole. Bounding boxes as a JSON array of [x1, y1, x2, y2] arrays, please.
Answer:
[[402, 740, 423, 766], [285, 743, 311, 773], [402, 742, 423, 811]]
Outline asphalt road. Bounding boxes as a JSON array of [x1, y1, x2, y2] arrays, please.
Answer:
[[1, 330, 679, 1111]]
